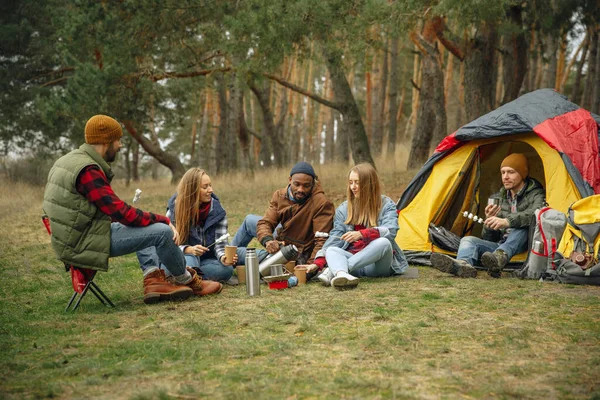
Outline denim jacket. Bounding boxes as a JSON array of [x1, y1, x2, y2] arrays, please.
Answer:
[[317, 195, 408, 274]]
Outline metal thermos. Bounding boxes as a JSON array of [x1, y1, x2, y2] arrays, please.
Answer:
[[532, 240, 544, 254], [258, 244, 299, 276], [245, 248, 261, 296]]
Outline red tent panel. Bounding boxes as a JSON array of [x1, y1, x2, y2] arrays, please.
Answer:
[[533, 108, 600, 193]]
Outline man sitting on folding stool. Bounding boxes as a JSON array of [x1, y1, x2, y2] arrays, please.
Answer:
[[42, 115, 222, 306]]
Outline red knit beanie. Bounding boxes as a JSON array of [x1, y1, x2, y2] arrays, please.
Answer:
[[85, 115, 123, 144], [501, 153, 529, 179]]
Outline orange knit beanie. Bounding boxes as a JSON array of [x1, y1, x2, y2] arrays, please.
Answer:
[[501, 153, 529, 179], [85, 115, 123, 144]]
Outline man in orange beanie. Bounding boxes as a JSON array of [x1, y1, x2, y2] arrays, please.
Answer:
[[431, 153, 545, 278], [43, 115, 222, 305]]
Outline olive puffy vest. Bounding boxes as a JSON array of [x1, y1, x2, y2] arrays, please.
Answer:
[[43, 144, 113, 271]]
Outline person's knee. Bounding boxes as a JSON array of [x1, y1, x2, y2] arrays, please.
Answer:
[[460, 236, 478, 247], [184, 255, 200, 269], [371, 237, 392, 251], [326, 247, 344, 258]]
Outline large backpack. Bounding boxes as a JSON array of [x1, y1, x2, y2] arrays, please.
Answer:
[[549, 195, 600, 285], [518, 207, 567, 280]]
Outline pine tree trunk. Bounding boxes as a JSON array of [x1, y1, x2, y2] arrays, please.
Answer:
[[198, 91, 213, 171], [132, 140, 140, 182], [542, 33, 558, 88], [525, 27, 537, 93], [325, 50, 374, 166], [591, 24, 600, 114], [464, 22, 498, 121], [407, 25, 447, 169], [372, 42, 388, 157], [250, 81, 285, 167], [124, 138, 132, 187], [215, 73, 228, 174], [387, 37, 400, 156], [148, 101, 160, 180], [501, 5, 528, 104], [582, 26, 599, 111]]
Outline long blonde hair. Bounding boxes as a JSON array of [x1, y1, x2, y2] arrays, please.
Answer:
[[175, 168, 208, 245], [345, 163, 382, 227]]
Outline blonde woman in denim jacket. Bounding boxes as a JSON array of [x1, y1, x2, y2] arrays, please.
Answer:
[[315, 163, 408, 289]]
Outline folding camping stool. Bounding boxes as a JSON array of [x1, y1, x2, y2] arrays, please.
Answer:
[[42, 215, 115, 311]]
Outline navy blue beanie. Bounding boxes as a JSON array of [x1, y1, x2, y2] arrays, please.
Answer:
[[290, 162, 316, 178]]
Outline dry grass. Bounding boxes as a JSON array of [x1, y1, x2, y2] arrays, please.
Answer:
[[1, 151, 600, 399]]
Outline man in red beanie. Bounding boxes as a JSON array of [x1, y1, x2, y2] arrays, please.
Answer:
[[431, 153, 546, 278], [43, 115, 222, 305]]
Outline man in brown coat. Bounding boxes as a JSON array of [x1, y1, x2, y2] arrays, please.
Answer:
[[232, 162, 335, 278]]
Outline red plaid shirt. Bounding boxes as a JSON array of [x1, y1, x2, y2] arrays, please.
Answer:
[[76, 165, 170, 226]]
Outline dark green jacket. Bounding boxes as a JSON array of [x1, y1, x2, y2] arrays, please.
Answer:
[[482, 177, 546, 242], [42, 144, 113, 271]]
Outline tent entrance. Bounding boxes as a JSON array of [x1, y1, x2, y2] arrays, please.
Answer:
[[432, 140, 545, 240]]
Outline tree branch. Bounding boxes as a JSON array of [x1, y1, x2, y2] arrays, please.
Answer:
[[139, 67, 232, 82], [263, 73, 343, 111], [40, 77, 68, 88]]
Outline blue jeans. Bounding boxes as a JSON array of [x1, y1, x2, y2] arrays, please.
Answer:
[[137, 247, 234, 282], [325, 238, 393, 278], [231, 214, 271, 265], [111, 222, 186, 276], [185, 255, 233, 282], [456, 228, 529, 266]]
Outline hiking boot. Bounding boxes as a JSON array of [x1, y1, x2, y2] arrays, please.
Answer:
[[430, 253, 477, 278], [143, 269, 194, 305], [317, 267, 333, 286], [180, 267, 223, 296], [481, 250, 508, 278], [330, 271, 359, 290]]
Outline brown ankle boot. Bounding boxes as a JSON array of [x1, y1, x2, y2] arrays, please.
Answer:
[[143, 269, 193, 304], [181, 267, 223, 296]]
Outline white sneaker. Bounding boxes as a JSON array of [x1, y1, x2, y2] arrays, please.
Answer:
[[317, 268, 333, 286], [330, 271, 359, 290]]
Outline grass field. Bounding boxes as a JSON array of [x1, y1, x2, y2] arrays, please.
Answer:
[[1, 157, 599, 399]]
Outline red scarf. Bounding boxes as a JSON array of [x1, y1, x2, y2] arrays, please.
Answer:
[[195, 201, 211, 227]]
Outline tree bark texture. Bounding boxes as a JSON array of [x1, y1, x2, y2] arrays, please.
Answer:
[[407, 26, 447, 169], [372, 43, 388, 157], [250, 81, 285, 167], [215, 73, 228, 174], [324, 50, 375, 167], [542, 33, 558, 89], [387, 37, 400, 156], [464, 22, 498, 121], [582, 26, 599, 112], [501, 5, 528, 104]]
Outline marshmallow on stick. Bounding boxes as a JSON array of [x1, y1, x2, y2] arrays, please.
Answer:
[[133, 188, 142, 204], [315, 231, 343, 239], [462, 211, 484, 224], [208, 233, 230, 248]]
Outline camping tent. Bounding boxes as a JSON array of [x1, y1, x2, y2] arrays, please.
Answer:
[[395, 89, 600, 265]]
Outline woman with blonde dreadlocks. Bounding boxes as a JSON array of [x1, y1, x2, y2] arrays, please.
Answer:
[[314, 163, 408, 289], [138, 168, 236, 285]]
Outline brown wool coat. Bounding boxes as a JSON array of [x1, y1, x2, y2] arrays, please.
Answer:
[[256, 181, 334, 264]]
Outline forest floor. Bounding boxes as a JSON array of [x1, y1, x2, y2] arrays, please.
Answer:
[[1, 156, 599, 400]]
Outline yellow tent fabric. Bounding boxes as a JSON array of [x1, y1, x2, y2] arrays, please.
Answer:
[[396, 133, 581, 259]]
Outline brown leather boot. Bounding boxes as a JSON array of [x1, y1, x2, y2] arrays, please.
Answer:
[[179, 267, 223, 296], [143, 269, 193, 304]]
